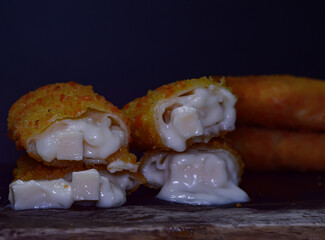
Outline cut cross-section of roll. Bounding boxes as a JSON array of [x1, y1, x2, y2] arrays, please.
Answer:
[[123, 77, 237, 152], [140, 141, 249, 205], [9, 155, 145, 210], [7, 82, 137, 173]]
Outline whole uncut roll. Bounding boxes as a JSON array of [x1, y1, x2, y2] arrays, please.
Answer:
[[222, 75, 325, 131], [225, 126, 325, 171]]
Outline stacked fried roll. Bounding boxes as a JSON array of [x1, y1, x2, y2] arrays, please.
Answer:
[[123, 77, 249, 205], [8, 82, 144, 210], [222, 75, 325, 171]]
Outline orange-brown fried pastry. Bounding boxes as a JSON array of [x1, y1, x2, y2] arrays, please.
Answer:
[[225, 126, 325, 171], [221, 75, 325, 131], [8, 82, 137, 172], [9, 155, 145, 210], [140, 140, 249, 205], [123, 77, 237, 152]]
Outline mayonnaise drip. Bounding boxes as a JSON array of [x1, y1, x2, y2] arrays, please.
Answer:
[[9, 169, 136, 210], [157, 86, 236, 152], [28, 111, 126, 163], [141, 149, 249, 205]]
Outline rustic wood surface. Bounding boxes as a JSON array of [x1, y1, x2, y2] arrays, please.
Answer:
[[1, 169, 325, 239], [1, 200, 325, 239]]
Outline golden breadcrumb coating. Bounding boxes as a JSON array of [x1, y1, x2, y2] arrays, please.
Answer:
[[123, 76, 234, 151], [8, 82, 135, 165], [221, 75, 325, 131], [13, 154, 145, 194], [225, 126, 325, 171], [140, 139, 244, 189], [13, 154, 88, 181]]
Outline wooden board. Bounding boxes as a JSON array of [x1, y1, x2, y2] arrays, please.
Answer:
[[1, 201, 325, 239], [1, 169, 325, 239]]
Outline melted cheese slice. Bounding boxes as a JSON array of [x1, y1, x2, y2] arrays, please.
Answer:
[[27, 111, 127, 164], [141, 149, 249, 205], [157, 87, 236, 152], [9, 169, 136, 210]]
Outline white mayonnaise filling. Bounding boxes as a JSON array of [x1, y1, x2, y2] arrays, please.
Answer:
[[28, 111, 127, 163], [141, 149, 249, 205], [157, 86, 236, 152], [9, 169, 136, 210], [107, 160, 139, 173]]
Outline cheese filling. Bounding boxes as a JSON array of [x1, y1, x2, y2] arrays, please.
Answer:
[[28, 111, 127, 163], [9, 169, 137, 210], [141, 149, 249, 205], [157, 86, 236, 152]]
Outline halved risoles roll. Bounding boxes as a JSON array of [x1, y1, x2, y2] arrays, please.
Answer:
[[8, 82, 138, 173], [123, 76, 237, 152], [9, 155, 145, 210], [7, 82, 146, 210], [140, 140, 249, 205]]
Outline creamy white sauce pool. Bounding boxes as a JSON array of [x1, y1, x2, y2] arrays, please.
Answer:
[[141, 149, 249, 205], [28, 111, 127, 163], [9, 169, 136, 210], [157, 86, 236, 152]]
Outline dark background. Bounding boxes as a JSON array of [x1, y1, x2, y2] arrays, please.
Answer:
[[1, 0, 325, 196]]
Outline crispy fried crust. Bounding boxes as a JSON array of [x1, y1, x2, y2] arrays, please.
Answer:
[[13, 154, 88, 181], [13, 154, 145, 194], [123, 76, 233, 151], [225, 126, 325, 171], [140, 139, 244, 188], [8, 82, 133, 163], [220, 75, 325, 131]]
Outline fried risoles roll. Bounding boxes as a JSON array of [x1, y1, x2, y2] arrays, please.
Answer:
[[140, 140, 244, 187], [123, 76, 236, 152], [139, 140, 249, 205], [222, 75, 325, 131], [225, 126, 325, 171], [220, 75, 325, 171], [8, 82, 137, 170], [9, 154, 145, 210], [12, 154, 145, 194]]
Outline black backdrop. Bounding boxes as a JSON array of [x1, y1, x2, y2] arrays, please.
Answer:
[[1, 0, 325, 167]]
